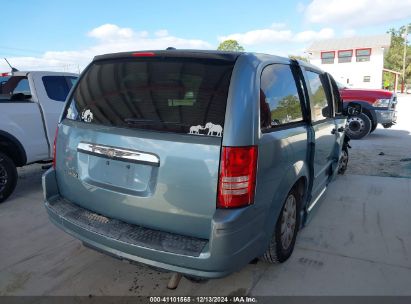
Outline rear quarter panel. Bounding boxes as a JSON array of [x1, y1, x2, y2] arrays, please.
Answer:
[[224, 55, 310, 254], [0, 103, 48, 162], [256, 127, 309, 251]]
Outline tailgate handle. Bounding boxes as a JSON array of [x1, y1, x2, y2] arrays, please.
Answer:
[[77, 142, 160, 167]]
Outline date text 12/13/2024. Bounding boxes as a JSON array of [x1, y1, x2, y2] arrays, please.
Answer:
[[149, 296, 258, 303]]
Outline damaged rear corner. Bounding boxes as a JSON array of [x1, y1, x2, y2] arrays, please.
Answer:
[[42, 168, 60, 202]]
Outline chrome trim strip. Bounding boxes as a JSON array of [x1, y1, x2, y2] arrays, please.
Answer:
[[307, 187, 327, 212], [77, 142, 160, 167]]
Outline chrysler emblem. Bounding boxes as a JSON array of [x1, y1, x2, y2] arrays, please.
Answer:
[[106, 149, 115, 158]]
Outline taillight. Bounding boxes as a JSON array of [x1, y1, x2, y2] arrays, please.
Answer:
[[132, 52, 155, 57], [52, 127, 58, 168], [217, 146, 258, 208]]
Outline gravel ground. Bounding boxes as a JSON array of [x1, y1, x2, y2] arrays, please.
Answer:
[[346, 93, 411, 178]]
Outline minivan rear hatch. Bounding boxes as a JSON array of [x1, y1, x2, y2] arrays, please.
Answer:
[[55, 51, 237, 239]]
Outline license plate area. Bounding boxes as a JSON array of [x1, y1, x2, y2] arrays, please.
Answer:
[[77, 142, 159, 197]]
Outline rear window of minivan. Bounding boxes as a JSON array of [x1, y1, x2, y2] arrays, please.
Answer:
[[65, 57, 235, 135]]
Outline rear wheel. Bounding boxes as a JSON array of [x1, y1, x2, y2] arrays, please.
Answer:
[[370, 121, 378, 133], [337, 148, 349, 175], [346, 113, 372, 139], [261, 188, 300, 264], [0, 152, 18, 203]]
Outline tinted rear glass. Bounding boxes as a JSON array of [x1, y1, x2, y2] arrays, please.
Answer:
[[0, 76, 31, 102], [43, 76, 77, 101], [65, 57, 235, 135]]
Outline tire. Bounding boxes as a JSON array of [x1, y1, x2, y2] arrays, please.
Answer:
[[337, 147, 349, 175], [370, 121, 377, 133], [0, 152, 18, 203], [261, 188, 300, 264], [345, 113, 372, 139]]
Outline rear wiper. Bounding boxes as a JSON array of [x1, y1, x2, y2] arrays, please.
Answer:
[[124, 118, 188, 126]]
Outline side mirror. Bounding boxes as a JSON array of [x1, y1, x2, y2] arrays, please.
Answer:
[[344, 102, 362, 116]]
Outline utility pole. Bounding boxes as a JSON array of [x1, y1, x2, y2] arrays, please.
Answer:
[[401, 24, 410, 93]]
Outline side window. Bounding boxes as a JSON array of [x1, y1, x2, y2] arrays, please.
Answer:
[[0, 76, 31, 101], [305, 71, 332, 122], [67, 76, 77, 88], [42, 76, 70, 102], [13, 78, 31, 95], [260, 64, 304, 130], [356, 48, 371, 62]]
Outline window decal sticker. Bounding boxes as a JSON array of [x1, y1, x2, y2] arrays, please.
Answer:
[[66, 107, 74, 120], [81, 109, 93, 123], [188, 122, 223, 137], [205, 122, 223, 136], [189, 125, 204, 134]]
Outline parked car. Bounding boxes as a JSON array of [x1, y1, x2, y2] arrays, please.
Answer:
[[0, 71, 78, 202], [43, 50, 357, 279], [338, 84, 397, 139]]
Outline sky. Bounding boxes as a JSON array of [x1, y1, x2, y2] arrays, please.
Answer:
[[1, 0, 411, 72]]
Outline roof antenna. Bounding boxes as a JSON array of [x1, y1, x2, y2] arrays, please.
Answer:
[[166, 47, 176, 50], [4, 58, 19, 72]]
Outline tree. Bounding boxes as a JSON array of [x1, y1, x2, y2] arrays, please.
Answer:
[[217, 40, 245, 52], [271, 95, 302, 123], [384, 25, 411, 89], [288, 55, 309, 62]]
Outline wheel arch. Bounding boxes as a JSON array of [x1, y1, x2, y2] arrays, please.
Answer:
[[345, 103, 374, 139], [343, 100, 377, 124], [361, 108, 377, 126], [0, 130, 27, 167], [259, 162, 309, 254]]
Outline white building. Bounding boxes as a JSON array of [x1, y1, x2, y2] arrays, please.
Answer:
[[306, 34, 391, 89]]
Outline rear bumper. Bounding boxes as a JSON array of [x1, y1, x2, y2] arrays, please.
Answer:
[[375, 109, 397, 125], [42, 169, 266, 278]]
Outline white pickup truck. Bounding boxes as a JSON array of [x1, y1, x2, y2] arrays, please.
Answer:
[[0, 71, 78, 202]]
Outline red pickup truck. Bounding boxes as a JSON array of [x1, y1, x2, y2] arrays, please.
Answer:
[[338, 85, 397, 139]]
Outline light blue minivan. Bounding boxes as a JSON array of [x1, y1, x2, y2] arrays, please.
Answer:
[[43, 50, 353, 278]]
